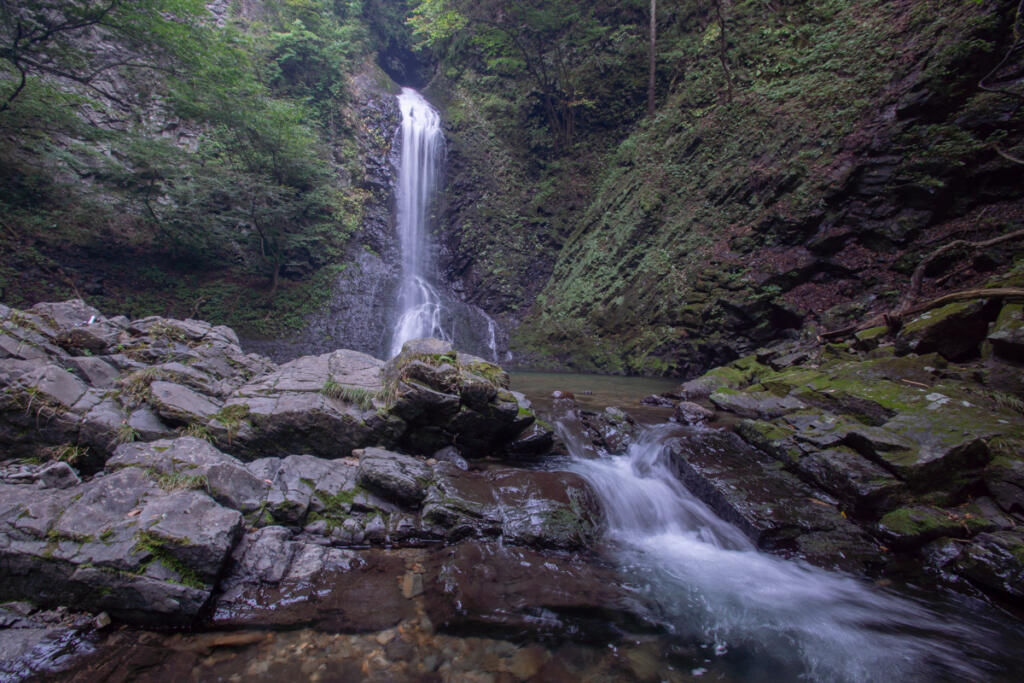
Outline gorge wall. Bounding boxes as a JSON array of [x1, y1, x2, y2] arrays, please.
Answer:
[[429, 0, 1024, 376]]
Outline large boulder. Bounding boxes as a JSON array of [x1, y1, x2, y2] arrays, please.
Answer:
[[0, 467, 243, 626], [382, 338, 549, 458]]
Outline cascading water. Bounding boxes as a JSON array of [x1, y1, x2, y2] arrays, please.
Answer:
[[563, 422, 1010, 681], [389, 88, 450, 358]]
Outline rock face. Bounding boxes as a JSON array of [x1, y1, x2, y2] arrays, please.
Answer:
[[0, 303, 546, 467], [676, 316, 1024, 605], [0, 301, 576, 633], [383, 338, 552, 458]]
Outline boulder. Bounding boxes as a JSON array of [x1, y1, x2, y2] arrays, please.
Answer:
[[0, 466, 243, 626], [988, 303, 1024, 362], [148, 381, 222, 425], [667, 429, 883, 574], [897, 299, 996, 361], [108, 437, 268, 513], [356, 447, 433, 507], [674, 401, 715, 424]]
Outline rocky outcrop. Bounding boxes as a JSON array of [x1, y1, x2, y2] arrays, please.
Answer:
[[0, 301, 578, 634], [670, 298, 1024, 604], [0, 302, 547, 468]]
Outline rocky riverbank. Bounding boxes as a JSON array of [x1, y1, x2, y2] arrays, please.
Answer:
[[1, 300, 648, 676], [661, 295, 1024, 606], [2, 297, 1023, 678]]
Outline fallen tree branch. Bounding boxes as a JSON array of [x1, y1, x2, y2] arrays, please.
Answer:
[[895, 228, 1024, 317], [818, 287, 1024, 343]]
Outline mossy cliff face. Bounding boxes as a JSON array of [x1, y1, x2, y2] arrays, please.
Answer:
[[432, 0, 1023, 375], [673, 294, 1024, 605]]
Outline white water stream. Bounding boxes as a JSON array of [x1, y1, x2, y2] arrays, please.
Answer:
[[566, 423, 1001, 681], [389, 88, 450, 358]]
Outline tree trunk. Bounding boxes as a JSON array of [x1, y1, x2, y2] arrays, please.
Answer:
[[648, 0, 656, 117]]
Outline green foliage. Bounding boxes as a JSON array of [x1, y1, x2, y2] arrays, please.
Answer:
[[321, 379, 377, 410], [181, 422, 213, 442], [0, 0, 377, 338], [155, 470, 210, 493]]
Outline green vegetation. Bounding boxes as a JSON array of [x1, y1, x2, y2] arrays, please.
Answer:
[[0, 0, 380, 337], [154, 470, 210, 493], [321, 378, 377, 410], [133, 530, 206, 589]]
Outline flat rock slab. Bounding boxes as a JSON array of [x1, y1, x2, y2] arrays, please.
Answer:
[[212, 527, 414, 632], [0, 465, 243, 626], [666, 428, 883, 574], [423, 543, 656, 640]]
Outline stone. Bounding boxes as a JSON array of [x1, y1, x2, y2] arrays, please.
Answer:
[[898, 299, 996, 361], [109, 437, 269, 513], [710, 388, 806, 419], [877, 504, 993, 549], [212, 533, 413, 631], [33, 462, 80, 490], [0, 465, 243, 626], [985, 455, 1024, 515], [422, 544, 655, 640], [954, 530, 1024, 601], [988, 303, 1024, 362], [127, 407, 176, 441], [433, 445, 468, 470], [25, 364, 88, 409], [356, 448, 433, 507], [793, 446, 905, 517], [149, 381, 222, 424], [674, 401, 715, 424], [30, 300, 104, 332], [668, 428, 883, 574], [65, 356, 121, 388]]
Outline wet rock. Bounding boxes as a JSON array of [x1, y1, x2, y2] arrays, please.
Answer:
[[792, 446, 906, 518], [954, 531, 1024, 602], [423, 543, 656, 640], [667, 429, 883, 574], [356, 447, 433, 507], [421, 467, 601, 550], [877, 504, 994, 549], [674, 401, 715, 425], [212, 530, 413, 631], [433, 445, 468, 470], [985, 455, 1024, 515], [897, 300, 997, 361], [710, 388, 806, 419], [640, 394, 674, 407]]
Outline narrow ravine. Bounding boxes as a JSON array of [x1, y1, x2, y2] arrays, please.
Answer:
[[565, 422, 1016, 681]]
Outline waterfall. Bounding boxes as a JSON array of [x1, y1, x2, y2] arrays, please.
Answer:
[[562, 422, 1001, 681], [389, 88, 450, 358]]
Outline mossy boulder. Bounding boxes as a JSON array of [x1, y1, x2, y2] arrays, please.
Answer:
[[897, 299, 997, 361], [383, 338, 550, 458], [878, 504, 993, 549], [988, 303, 1024, 363]]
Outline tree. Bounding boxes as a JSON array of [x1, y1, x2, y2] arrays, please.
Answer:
[[648, 0, 656, 117], [410, 0, 641, 151], [0, 0, 207, 115]]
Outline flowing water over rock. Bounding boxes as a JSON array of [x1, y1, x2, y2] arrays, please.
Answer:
[[567, 422, 1023, 681], [390, 88, 450, 358]]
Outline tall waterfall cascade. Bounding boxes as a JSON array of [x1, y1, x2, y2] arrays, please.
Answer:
[[389, 88, 451, 358]]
